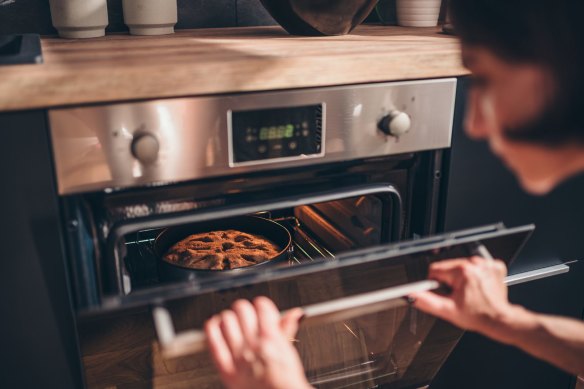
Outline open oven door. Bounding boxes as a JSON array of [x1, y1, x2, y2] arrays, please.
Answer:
[[150, 223, 568, 389]]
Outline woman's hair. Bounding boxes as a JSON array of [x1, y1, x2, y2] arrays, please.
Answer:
[[449, 0, 584, 145]]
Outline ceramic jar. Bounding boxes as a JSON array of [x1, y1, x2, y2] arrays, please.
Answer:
[[396, 0, 442, 27], [49, 0, 108, 39], [122, 0, 178, 36]]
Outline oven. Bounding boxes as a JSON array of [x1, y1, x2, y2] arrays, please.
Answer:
[[45, 78, 562, 388]]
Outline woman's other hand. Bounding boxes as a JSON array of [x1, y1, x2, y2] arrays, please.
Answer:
[[411, 256, 514, 335], [205, 296, 312, 389]]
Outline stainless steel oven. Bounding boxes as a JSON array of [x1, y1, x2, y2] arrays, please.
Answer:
[[45, 78, 567, 388]]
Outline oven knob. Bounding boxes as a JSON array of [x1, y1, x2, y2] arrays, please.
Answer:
[[131, 133, 159, 164], [379, 110, 411, 137]]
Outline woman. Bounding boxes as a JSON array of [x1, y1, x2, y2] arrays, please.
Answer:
[[205, 0, 584, 387]]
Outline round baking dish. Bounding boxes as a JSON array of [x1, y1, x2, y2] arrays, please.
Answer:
[[155, 216, 292, 282]]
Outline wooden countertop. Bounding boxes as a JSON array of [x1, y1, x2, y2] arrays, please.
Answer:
[[0, 25, 468, 112]]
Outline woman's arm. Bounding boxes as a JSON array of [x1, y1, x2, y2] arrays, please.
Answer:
[[488, 304, 584, 376], [411, 257, 584, 376]]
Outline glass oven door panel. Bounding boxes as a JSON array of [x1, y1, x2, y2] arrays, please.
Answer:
[[148, 224, 533, 388], [102, 219, 533, 316], [201, 223, 533, 299], [69, 224, 534, 389], [147, 284, 438, 388], [297, 305, 429, 388]]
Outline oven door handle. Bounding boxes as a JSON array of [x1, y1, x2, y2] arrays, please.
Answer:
[[505, 263, 570, 286], [475, 243, 571, 286], [152, 279, 440, 359]]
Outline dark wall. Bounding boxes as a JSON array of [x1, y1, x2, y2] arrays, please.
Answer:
[[0, 0, 279, 36], [436, 77, 584, 389]]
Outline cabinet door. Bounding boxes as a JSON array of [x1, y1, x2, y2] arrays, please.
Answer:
[[0, 111, 83, 389]]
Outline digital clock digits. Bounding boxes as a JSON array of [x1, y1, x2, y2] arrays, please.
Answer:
[[259, 124, 296, 141]]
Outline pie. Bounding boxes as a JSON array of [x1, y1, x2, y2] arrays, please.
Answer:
[[163, 230, 281, 270]]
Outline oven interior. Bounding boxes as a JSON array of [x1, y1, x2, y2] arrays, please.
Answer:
[[63, 153, 443, 313], [122, 194, 391, 289]]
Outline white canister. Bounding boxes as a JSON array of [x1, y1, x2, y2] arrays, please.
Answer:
[[49, 0, 108, 39], [396, 0, 442, 27], [122, 0, 178, 36]]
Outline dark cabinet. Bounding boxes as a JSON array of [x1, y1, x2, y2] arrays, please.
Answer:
[[0, 111, 83, 389]]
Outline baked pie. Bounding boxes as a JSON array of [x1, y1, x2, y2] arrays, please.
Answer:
[[163, 230, 281, 270]]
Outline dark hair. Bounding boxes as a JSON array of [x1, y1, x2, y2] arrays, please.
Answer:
[[449, 0, 584, 145]]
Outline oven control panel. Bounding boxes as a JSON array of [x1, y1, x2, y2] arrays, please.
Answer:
[[48, 78, 457, 194], [229, 104, 324, 166]]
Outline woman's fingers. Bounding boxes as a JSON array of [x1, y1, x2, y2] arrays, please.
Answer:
[[206, 298, 311, 389], [477, 257, 508, 278], [427, 260, 468, 287], [410, 290, 456, 320], [429, 258, 470, 272], [428, 257, 492, 288], [233, 298, 303, 341], [254, 296, 281, 338], [280, 308, 303, 339], [232, 299, 259, 348], [205, 315, 236, 376], [219, 310, 245, 359]]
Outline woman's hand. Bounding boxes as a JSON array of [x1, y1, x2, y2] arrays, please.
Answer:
[[412, 256, 584, 377], [205, 297, 312, 389], [410, 256, 514, 335]]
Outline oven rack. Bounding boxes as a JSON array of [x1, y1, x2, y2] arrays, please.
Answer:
[[276, 216, 335, 264], [123, 216, 337, 291]]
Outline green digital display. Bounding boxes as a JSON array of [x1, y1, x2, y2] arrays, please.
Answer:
[[258, 124, 295, 141], [232, 104, 321, 164]]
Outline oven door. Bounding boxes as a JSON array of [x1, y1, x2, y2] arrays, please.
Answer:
[[143, 223, 542, 389]]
